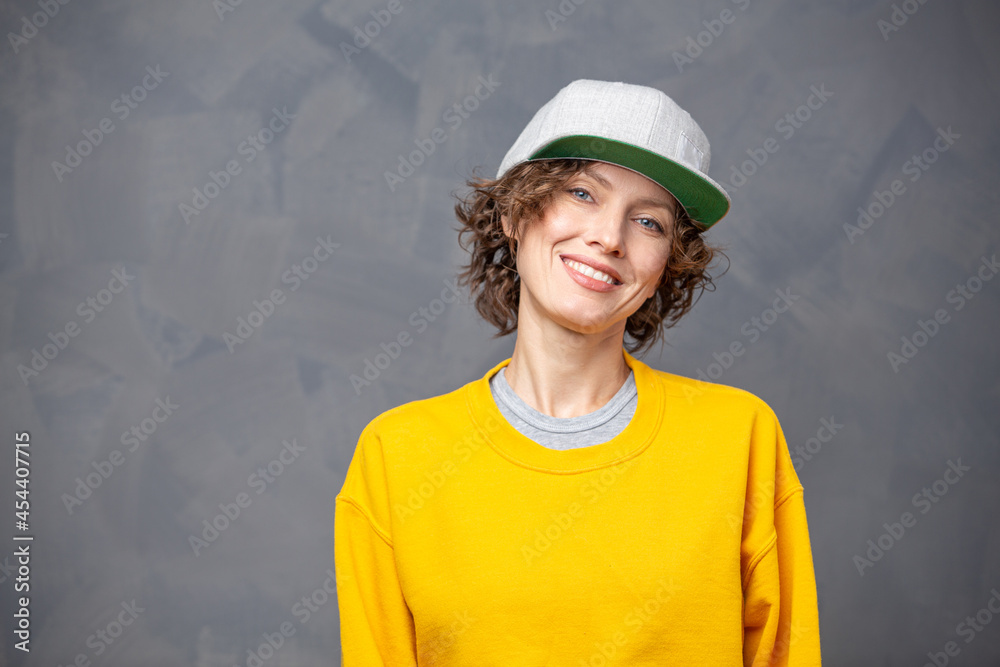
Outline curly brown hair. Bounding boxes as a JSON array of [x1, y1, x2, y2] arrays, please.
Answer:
[[452, 158, 729, 356]]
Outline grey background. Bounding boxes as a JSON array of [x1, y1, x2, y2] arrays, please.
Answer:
[[1, 0, 998, 664]]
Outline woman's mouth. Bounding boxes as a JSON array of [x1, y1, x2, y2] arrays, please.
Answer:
[[560, 256, 622, 291]]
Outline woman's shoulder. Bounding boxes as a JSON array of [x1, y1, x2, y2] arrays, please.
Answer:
[[357, 375, 478, 440], [639, 360, 780, 419]]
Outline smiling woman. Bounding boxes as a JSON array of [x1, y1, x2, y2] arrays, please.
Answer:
[[454, 157, 721, 359], [335, 79, 824, 665]]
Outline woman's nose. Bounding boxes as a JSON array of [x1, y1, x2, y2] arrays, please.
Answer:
[[585, 215, 626, 256]]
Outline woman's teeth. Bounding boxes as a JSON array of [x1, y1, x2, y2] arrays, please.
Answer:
[[563, 259, 619, 285]]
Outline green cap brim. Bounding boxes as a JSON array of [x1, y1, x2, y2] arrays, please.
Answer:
[[528, 135, 730, 229]]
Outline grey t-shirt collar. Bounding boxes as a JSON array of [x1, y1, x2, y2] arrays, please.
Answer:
[[490, 366, 637, 434]]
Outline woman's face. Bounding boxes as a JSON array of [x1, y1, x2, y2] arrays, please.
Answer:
[[506, 161, 676, 337]]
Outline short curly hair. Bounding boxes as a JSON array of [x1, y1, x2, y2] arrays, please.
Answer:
[[452, 158, 729, 356]]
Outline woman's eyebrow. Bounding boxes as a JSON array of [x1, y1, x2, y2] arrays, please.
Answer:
[[582, 170, 612, 188], [633, 196, 677, 215]]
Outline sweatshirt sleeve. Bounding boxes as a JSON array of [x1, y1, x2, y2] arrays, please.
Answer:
[[742, 406, 822, 666], [335, 422, 418, 666]]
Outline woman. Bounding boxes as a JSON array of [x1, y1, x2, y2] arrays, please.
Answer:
[[335, 79, 822, 665]]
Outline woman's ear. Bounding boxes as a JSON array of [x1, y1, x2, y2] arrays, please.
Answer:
[[500, 213, 512, 238]]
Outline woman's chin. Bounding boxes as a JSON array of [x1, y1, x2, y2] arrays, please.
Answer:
[[551, 308, 620, 336]]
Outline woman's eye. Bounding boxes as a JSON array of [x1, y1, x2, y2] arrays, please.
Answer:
[[636, 217, 664, 232], [568, 188, 592, 201]]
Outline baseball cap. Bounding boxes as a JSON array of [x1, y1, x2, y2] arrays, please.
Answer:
[[496, 79, 731, 229]]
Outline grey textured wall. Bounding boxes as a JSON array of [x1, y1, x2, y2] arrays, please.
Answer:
[[1, 0, 998, 665]]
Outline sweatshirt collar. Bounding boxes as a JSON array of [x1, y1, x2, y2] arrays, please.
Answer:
[[464, 349, 663, 473]]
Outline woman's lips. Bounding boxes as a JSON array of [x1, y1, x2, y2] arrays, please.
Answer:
[[559, 254, 622, 282], [561, 256, 622, 292]]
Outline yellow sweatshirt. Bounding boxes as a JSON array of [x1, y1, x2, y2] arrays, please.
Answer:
[[335, 350, 822, 665]]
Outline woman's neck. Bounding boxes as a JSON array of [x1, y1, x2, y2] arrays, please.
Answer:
[[504, 304, 632, 419]]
